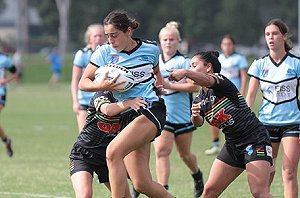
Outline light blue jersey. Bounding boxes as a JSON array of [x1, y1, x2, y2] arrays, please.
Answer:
[[0, 53, 15, 95], [219, 53, 247, 90], [73, 47, 94, 106], [248, 53, 300, 126], [90, 38, 160, 102], [160, 52, 193, 123]]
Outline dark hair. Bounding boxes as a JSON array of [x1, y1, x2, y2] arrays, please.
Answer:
[[265, 18, 293, 52], [222, 34, 235, 45], [193, 51, 221, 73], [103, 10, 139, 33]]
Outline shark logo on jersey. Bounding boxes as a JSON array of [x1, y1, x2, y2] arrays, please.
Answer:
[[110, 55, 119, 64], [262, 68, 269, 77], [138, 55, 150, 62], [266, 87, 273, 95]]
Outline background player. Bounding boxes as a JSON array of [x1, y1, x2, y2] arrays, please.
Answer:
[[71, 24, 107, 132], [0, 52, 17, 157], [47, 47, 62, 87], [152, 21, 203, 198], [246, 18, 300, 198]]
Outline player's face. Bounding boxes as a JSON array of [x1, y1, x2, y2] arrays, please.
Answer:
[[90, 28, 106, 46], [221, 38, 234, 56], [160, 31, 179, 56], [265, 24, 286, 51], [104, 24, 131, 52], [190, 56, 208, 73]]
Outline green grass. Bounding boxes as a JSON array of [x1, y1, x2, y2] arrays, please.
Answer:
[[0, 54, 294, 197]]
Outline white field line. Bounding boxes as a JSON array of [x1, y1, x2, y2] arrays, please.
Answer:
[[0, 191, 71, 198]]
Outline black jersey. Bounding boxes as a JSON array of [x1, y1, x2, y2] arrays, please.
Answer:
[[75, 91, 120, 154], [193, 74, 268, 145]]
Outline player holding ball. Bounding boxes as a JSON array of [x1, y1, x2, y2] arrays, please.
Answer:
[[79, 9, 174, 198]]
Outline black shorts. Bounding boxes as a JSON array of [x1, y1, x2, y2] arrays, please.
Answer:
[[120, 98, 166, 137], [69, 143, 109, 183], [79, 104, 89, 111], [217, 142, 273, 169], [164, 121, 196, 136], [265, 124, 300, 143]]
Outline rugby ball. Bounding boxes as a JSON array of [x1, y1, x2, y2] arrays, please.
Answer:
[[94, 64, 135, 92]]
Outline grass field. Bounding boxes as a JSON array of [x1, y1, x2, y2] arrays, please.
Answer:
[[0, 54, 295, 197]]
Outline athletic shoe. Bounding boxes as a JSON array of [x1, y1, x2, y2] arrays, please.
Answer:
[[204, 145, 220, 155], [131, 187, 140, 198], [5, 138, 13, 157], [194, 177, 204, 197]]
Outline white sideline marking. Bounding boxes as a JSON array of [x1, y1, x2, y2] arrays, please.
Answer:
[[0, 192, 71, 198]]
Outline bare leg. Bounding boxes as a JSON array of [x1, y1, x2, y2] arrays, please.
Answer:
[[125, 143, 173, 198], [71, 171, 93, 198], [269, 142, 280, 187], [205, 126, 221, 155], [281, 137, 299, 198], [76, 110, 87, 132], [106, 115, 174, 198], [202, 159, 243, 198], [246, 160, 273, 198], [175, 132, 199, 173], [154, 130, 174, 186]]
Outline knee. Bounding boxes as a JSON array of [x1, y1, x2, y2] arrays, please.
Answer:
[[106, 143, 121, 164], [178, 151, 194, 162], [132, 180, 148, 194], [75, 190, 92, 198], [282, 167, 297, 182], [250, 186, 269, 198], [202, 184, 219, 198], [155, 146, 171, 159]]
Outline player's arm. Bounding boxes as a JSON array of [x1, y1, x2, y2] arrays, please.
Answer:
[[71, 65, 83, 113], [164, 78, 200, 92], [0, 66, 18, 85], [169, 69, 216, 87], [191, 102, 204, 127], [239, 69, 247, 96], [153, 65, 163, 86], [246, 77, 259, 109], [100, 97, 148, 116]]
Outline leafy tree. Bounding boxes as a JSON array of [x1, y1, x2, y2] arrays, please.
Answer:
[[33, 0, 299, 52], [0, 0, 5, 13], [215, 0, 262, 45]]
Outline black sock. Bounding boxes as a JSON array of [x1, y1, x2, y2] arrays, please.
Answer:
[[192, 169, 202, 181], [164, 185, 169, 190], [2, 137, 7, 143]]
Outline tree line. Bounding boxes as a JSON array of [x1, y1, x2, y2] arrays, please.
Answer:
[[16, 0, 300, 53]]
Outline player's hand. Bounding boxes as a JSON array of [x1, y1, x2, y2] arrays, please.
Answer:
[[156, 84, 167, 96], [124, 97, 148, 111], [191, 102, 201, 117], [168, 69, 187, 82], [95, 72, 125, 91], [162, 78, 172, 89]]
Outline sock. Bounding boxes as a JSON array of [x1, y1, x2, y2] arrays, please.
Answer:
[[2, 136, 7, 143], [212, 138, 220, 147], [192, 169, 202, 181], [163, 185, 169, 190]]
